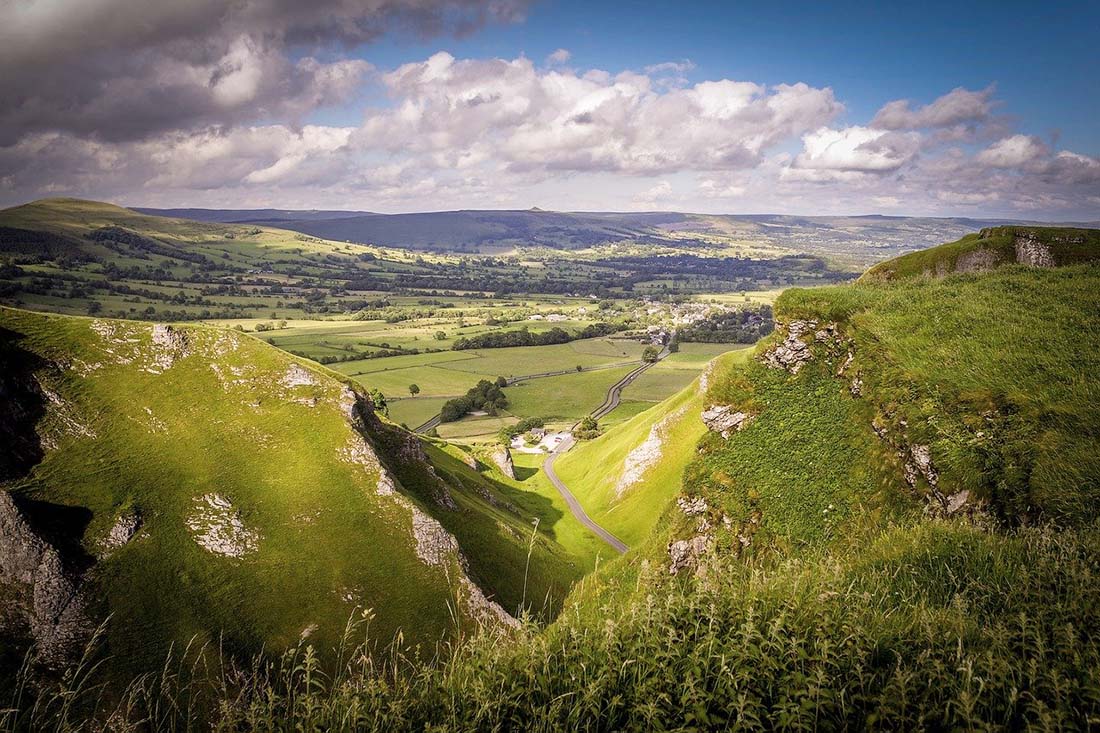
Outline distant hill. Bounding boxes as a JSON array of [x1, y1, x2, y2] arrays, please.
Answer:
[[134, 204, 1093, 262]]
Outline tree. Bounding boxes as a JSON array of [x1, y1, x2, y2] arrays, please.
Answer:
[[368, 388, 388, 416], [642, 345, 660, 363], [408, 384, 420, 396], [495, 376, 508, 388], [86, 301, 102, 315], [434, 331, 447, 341]]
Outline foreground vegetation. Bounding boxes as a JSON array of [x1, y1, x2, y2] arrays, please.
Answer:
[[4, 224, 1099, 729]]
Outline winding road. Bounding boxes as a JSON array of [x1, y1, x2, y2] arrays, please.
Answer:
[[415, 340, 672, 554], [541, 343, 672, 555]]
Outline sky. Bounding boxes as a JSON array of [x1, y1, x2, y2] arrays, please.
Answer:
[[1, 0, 1098, 218]]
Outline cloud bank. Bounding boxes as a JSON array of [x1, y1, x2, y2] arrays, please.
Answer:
[[0, 4, 1096, 218]]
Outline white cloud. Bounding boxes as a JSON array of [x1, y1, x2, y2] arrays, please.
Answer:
[[355, 54, 841, 175], [792, 126, 920, 173], [976, 134, 1049, 168], [546, 48, 571, 65], [872, 86, 996, 130]]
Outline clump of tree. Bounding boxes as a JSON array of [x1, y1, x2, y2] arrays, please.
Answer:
[[642, 346, 660, 363], [440, 380, 508, 423], [499, 417, 546, 444], [678, 305, 774, 343], [574, 415, 600, 440], [408, 384, 420, 396], [452, 322, 621, 351]]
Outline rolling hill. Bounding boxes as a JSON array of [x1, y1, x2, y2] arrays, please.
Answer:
[[137, 204, 1090, 261], [0, 306, 584, 680]]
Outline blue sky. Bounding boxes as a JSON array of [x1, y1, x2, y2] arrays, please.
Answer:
[[1, 0, 1097, 217], [350, 0, 1099, 154]]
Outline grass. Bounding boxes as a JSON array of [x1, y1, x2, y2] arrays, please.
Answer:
[[438, 339, 643, 377], [0, 306, 581, 682], [505, 366, 637, 423], [774, 264, 1100, 523], [553, 350, 750, 547]]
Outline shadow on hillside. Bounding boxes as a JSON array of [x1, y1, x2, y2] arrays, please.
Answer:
[[0, 327, 47, 482]]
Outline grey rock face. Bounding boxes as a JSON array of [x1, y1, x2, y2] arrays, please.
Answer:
[[1014, 237, 1055, 267], [0, 492, 89, 665], [668, 535, 709, 575], [490, 446, 515, 480], [150, 324, 190, 369], [955, 249, 1001, 273], [701, 405, 753, 438], [677, 496, 708, 517], [102, 510, 142, 553], [281, 363, 317, 388], [762, 320, 838, 374]]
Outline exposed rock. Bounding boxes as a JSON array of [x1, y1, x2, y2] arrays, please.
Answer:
[[1014, 236, 1056, 267], [946, 490, 971, 515], [616, 404, 690, 497], [668, 534, 709, 575], [461, 453, 479, 470], [0, 492, 89, 665], [955, 248, 1001, 273], [101, 510, 142, 554], [490, 446, 515, 480], [677, 496, 708, 517], [411, 508, 460, 567], [762, 320, 820, 374], [339, 435, 396, 496], [149, 324, 190, 371], [701, 405, 753, 439], [186, 494, 259, 558], [849, 376, 863, 397], [908, 444, 939, 490], [461, 576, 520, 629], [281, 364, 317, 388]]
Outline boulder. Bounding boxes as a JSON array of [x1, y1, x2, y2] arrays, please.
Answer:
[[490, 446, 515, 480], [701, 405, 753, 438]]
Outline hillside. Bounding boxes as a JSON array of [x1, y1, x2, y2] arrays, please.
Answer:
[[0, 307, 584, 681], [6, 227, 1100, 729], [551, 348, 751, 547], [138, 205, 1071, 262], [861, 225, 1100, 280]]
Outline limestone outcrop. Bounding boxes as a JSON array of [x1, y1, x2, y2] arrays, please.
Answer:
[[701, 405, 753, 438]]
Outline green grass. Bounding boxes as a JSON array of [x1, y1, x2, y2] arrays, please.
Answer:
[[774, 264, 1100, 523], [553, 350, 749, 547], [438, 339, 643, 377], [505, 366, 637, 423], [862, 226, 1100, 281], [0, 306, 581, 681], [387, 397, 448, 428]]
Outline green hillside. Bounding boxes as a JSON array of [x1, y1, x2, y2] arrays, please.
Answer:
[[862, 225, 1100, 281], [6, 228, 1100, 729], [0, 307, 583, 681], [552, 348, 750, 547]]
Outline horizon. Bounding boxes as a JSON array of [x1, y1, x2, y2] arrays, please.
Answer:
[[1, 1, 1098, 218], [8, 195, 1100, 225]]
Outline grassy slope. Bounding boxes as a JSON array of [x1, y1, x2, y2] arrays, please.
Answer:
[[862, 225, 1100, 281], [553, 349, 750, 547], [0, 307, 581, 677]]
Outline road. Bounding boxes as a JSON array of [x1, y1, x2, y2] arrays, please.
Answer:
[[416, 339, 672, 554], [543, 435, 629, 554], [541, 342, 672, 554], [411, 358, 643, 434]]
